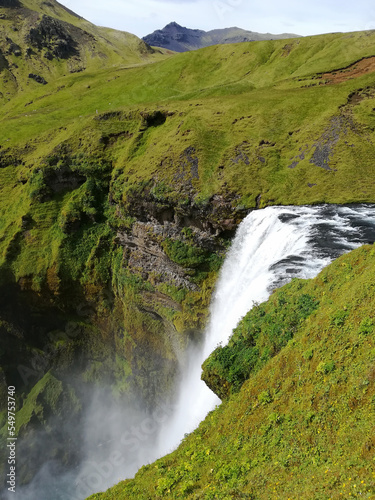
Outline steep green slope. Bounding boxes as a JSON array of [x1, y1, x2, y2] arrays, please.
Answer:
[[2, 31, 375, 297], [89, 243, 375, 499], [0, 0, 162, 101]]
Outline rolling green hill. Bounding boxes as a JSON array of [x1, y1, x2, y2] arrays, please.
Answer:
[[1, 2, 375, 494], [0, 0, 162, 101]]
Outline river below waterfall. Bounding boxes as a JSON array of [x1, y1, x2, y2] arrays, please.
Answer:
[[9, 204, 375, 500]]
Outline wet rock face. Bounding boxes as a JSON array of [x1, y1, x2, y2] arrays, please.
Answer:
[[116, 183, 248, 294], [124, 182, 246, 238], [0, 48, 9, 71], [27, 15, 79, 59], [118, 221, 200, 290]]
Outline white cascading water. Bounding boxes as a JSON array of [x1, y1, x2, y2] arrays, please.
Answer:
[[156, 204, 375, 453], [11, 204, 375, 500]]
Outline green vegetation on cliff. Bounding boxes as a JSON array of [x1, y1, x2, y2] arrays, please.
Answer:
[[89, 244, 375, 499]]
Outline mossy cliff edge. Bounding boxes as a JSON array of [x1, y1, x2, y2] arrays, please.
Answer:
[[1, 0, 375, 492]]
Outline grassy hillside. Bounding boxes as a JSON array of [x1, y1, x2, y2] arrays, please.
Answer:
[[89, 243, 375, 499], [0, 0, 163, 101], [2, 30, 375, 205]]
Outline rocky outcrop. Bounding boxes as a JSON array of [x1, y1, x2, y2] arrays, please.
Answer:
[[113, 180, 249, 305], [44, 164, 86, 193], [118, 221, 199, 290], [0, 48, 9, 72], [28, 73, 48, 84], [5, 37, 21, 56], [122, 179, 247, 237], [27, 15, 80, 59]]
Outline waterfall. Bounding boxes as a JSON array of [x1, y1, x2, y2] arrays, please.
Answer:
[[156, 204, 375, 453], [10, 204, 375, 500]]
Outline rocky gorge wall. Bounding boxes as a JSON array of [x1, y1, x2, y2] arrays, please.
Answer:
[[0, 130, 248, 490]]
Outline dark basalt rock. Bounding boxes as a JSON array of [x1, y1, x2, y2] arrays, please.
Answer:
[[140, 110, 169, 128], [0, 0, 22, 7], [28, 73, 48, 85], [27, 15, 79, 60], [123, 179, 246, 238], [6, 37, 21, 56], [44, 164, 87, 194], [0, 49, 9, 72], [0, 149, 22, 168]]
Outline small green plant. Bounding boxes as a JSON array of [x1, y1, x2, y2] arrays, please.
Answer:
[[305, 411, 315, 424], [330, 309, 349, 327], [268, 412, 282, 424], [316, 360, 335, 374], [150, 181, 172, 202], [303, 348, 314, 361], [358, 317, 374, 335], [258, 389, 273, 405]]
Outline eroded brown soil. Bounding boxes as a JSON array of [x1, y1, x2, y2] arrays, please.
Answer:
[[320, 56, 375, 84]]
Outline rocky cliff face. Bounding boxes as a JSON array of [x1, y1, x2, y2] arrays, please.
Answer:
[[0, 133, 248, 490]]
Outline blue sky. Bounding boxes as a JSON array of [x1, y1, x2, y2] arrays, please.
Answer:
[[59, 0, 375, 39]]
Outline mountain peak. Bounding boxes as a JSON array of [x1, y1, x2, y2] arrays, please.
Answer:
[[165, 21, 182, 28], [143, 23, 300, 52]]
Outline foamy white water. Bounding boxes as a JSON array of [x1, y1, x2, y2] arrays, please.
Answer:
[[156, 204, 375, 453]]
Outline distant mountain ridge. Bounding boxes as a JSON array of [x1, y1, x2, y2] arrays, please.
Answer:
[[143, 22, 300, 52]]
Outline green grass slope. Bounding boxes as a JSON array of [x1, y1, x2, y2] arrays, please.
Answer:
[[2, 30, 375, 208], [0, 0, 163, 101], [89, 243, 375, 499]]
